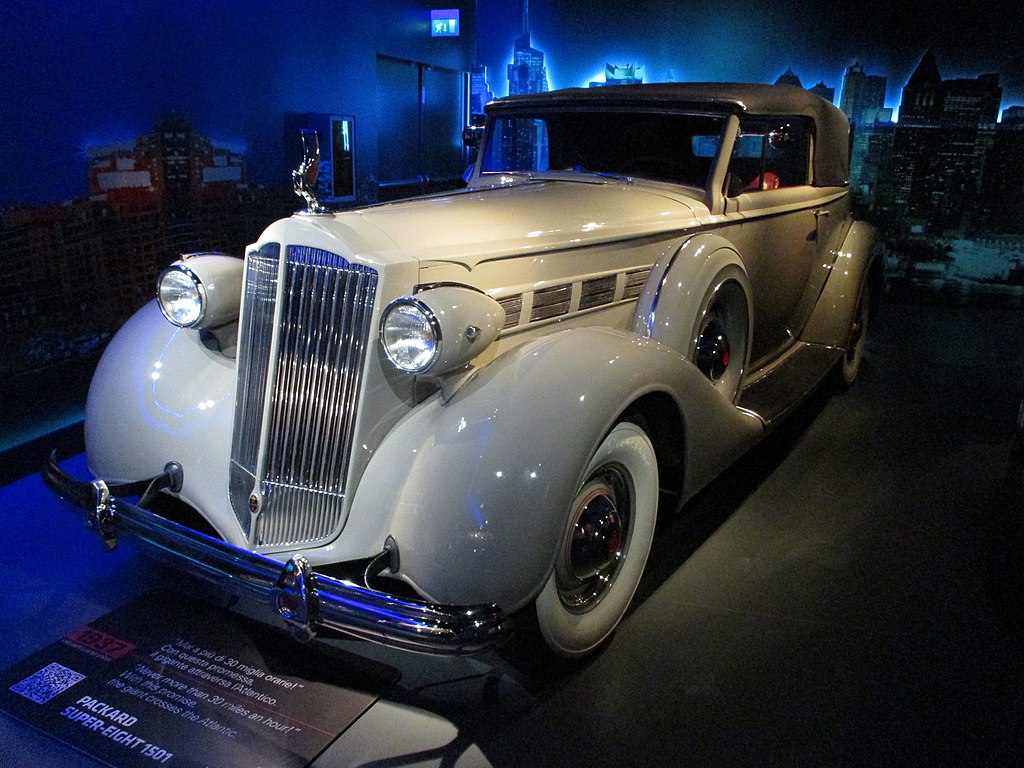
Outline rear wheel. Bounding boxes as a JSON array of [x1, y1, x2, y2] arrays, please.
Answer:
[[839, 279, 870, 386], [534, 421, 658, 657], [693, 279, 749, 403]]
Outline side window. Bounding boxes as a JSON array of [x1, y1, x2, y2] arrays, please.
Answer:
[[726, 117, 811, 196]]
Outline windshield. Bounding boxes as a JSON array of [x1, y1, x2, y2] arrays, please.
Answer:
[[479, 111, 726, 189]]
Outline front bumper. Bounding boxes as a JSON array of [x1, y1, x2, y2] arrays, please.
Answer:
[[42, 454, 507, 655]]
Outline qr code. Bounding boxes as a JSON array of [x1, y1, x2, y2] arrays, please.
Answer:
[[9, 662, 86, 704]]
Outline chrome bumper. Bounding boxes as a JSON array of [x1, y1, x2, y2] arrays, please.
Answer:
[[43, 454, 507, 655]]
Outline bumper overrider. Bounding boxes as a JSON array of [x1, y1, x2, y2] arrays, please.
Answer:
[[43, 454, 507, 655]]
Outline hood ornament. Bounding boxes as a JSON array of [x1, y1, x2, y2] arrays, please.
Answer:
[[292, 129, 330, 214]]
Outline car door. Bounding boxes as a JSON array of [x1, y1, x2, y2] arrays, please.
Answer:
[[722, 116, 840, 369]]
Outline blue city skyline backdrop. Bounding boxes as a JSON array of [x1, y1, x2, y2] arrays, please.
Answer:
[[477, 0, 1023, 108], [1, 0, 1022, 209]]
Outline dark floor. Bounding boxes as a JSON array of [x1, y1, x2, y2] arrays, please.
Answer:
[[0, 351, 97, 485], [2, 299, 1023, 767]]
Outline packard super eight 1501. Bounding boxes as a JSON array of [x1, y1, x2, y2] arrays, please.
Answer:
[[47, 83, 880, 657]]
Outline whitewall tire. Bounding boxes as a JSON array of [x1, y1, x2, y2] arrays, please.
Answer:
[[535, 421, 659, 657]]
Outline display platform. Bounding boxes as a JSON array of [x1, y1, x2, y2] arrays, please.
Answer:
[[1, 591, 398, 768]]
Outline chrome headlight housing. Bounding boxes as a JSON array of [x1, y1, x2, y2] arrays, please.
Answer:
[[380, 298, 441, 373], [381, 286, 505, 375], [157, 266, 204, 327], [157, 253, 243, 329]]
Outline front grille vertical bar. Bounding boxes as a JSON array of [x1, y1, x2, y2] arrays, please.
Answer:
[[302, 260, 341, 494], [229, 243, 281, 533], [229, 243, 378, 548]]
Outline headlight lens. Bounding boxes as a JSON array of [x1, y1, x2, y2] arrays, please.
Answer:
[[157, 267, 204, 327], [381, 299, 440, 373]]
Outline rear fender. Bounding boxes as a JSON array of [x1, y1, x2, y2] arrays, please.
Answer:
[[800, 221, 880, 348], [634, 233, 753, 363]]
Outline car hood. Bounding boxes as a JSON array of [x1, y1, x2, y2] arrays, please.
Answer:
[[345, 180, 707, 269]]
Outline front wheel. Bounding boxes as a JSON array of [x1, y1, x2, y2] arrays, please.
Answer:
[[534, 421, 658, 657]]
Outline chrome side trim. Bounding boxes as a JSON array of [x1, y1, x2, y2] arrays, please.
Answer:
[[493, 266, 653, 335], [43, 457, 506, 655]]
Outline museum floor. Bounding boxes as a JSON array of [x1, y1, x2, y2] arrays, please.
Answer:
[[2, 299, 1023, 767]]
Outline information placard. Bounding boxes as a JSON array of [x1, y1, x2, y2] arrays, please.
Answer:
[[1, 591, 398, 767]]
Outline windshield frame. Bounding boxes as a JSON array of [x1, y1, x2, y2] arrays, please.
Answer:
[[473, 107, 730, 193]]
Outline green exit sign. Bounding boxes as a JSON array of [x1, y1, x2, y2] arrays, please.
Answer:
[[430, 9, 459, 37]]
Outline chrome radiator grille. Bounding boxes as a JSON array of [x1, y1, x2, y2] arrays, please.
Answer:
[[229, 243, 378, 548]]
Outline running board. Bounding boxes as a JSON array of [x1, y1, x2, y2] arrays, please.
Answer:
[[738, 342, 843, 427]]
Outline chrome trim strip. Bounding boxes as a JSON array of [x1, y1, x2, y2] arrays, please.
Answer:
[[43, 458, 506, 655]]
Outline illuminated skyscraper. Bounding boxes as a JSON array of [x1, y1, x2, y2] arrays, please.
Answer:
[[898, 51, 999, 126], [470, 65, 494, 118], [503, 0, 548, 170], [840, 62, 889, 126], [942, 74, 1002, 125], [506, 0, 548, 96], [87, 114, 246, 217], [981, 119, 1024, 231], [899, 51, 944, 124], [590, 63, 644, 88]]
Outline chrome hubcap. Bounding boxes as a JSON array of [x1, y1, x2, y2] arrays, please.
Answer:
[[557, 465, 631, 613]]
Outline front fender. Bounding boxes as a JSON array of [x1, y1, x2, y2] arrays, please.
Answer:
[[343, 326, 763, 611], [85, 301, 242, 544]]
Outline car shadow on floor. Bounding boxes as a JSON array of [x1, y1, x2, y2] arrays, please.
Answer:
[[633, 374, 838, 611], [489, 367, 845, 695]]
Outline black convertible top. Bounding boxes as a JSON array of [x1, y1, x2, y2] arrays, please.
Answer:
[[488, 83, 850, 186]]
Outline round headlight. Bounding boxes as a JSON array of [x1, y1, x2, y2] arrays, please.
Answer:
[[381, 299, 440, 373], [157, 267, 205, 327]]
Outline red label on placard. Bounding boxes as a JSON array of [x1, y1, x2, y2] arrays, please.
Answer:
[[64, 627, 136, 660]]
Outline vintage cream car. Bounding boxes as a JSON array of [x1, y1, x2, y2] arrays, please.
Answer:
[[47, 83, 880, 658]]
